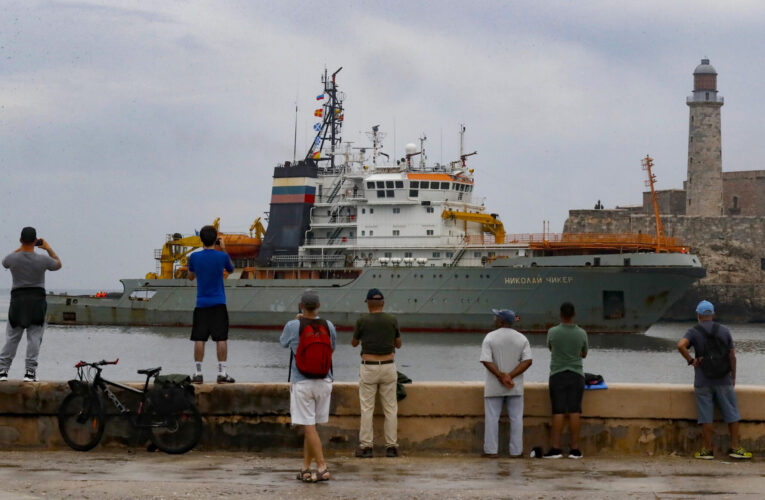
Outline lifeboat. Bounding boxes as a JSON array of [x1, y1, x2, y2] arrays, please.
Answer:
[[220, 233, 261, 259]]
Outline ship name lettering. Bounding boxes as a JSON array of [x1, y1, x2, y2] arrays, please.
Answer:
[[504, 276, 573, 285]]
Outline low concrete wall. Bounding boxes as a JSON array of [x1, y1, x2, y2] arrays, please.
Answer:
[[2, 382, 764, 456]]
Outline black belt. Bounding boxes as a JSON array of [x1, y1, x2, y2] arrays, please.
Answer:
[[361, 360, 394, 365]]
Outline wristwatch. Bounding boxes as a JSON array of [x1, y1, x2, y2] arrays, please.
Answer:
[[687, 358, 695, 366]]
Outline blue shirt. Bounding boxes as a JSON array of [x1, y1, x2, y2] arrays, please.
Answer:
[[187, 249, 234, 308], [280, 317, 337, 383], [683, 321, 734, 387]]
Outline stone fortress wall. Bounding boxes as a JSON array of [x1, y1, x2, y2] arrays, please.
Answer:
[[564, 210, 765, 321], [565, 59, 765, 321]]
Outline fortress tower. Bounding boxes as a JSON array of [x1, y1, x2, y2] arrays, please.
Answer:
[[685, 58, 724, 216]]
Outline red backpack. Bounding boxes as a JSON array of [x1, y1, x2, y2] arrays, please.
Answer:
[[292, 317, 333, 379]]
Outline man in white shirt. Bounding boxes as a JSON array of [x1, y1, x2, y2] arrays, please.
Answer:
[[479, 309, 533, 457]]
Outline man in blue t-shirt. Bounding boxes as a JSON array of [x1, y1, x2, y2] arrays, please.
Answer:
[[677, 300, 751, 460], [187, 225, 235, 384]]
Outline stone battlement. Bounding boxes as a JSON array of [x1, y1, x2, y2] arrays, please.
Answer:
[[3, 381, 765, 456]]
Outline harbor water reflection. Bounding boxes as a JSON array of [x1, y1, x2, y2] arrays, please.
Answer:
[[1, 292, 764, 384]]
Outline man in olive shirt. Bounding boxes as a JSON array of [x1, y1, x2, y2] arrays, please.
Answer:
[[544, 302, 588, 459], [351, 288, 402, 458]]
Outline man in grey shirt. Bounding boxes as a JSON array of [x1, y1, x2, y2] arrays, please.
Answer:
[[480, 308, 532, 457], [1, 227, 62, 381]]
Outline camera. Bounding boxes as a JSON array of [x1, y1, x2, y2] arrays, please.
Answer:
[[35, 239, 44, 247], [215, 239, 221, 246]]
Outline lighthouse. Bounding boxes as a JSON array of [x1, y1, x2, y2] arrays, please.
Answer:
[[685, 58, 724, 216]]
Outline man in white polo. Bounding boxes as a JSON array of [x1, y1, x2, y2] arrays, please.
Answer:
[[480, 308, 532, 457]]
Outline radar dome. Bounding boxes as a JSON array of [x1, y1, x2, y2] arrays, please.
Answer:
[[405, 143, 418, 155]]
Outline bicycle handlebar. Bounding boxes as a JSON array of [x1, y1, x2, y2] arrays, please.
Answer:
[[74, 358, 119, 368]]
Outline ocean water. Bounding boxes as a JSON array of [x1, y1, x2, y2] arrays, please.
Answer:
[[1, 290, 764, 384]]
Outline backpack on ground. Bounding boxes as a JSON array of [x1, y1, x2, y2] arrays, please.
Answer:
[[149, 374, 195, 416], [291, 317, 333, 380], [694, 323, 731, 379]]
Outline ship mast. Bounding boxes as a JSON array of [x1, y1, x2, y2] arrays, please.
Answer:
[[641, 155, 666, 252], [306, 67, 345, 170]]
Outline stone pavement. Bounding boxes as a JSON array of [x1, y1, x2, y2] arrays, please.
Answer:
[[0, 450, 762, 499]]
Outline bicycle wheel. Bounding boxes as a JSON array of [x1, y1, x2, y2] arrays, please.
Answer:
[[148, 404, 203, 454], [58, 391, 105, 451]]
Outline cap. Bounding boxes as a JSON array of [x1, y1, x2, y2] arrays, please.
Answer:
[[20, 227, 37, 244], [696, 300, 715, 315], [365, 288, 384, 301], [492, 308, 517, 325], [301, 290, 320, 306]]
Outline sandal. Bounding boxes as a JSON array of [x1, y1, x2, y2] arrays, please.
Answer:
[[297, 469, 315, 483], [315, 467, 330, 482]]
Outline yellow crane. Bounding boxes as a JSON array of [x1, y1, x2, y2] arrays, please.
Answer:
[[146, 234, 204, 280], [249, 217, 266, 239], [441, 209, 506, 244]]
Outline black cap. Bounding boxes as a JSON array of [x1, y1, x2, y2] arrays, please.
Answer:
[[365, 288, 384, 301], [301, 290, 320, 306], [20, 227, 37, 244]]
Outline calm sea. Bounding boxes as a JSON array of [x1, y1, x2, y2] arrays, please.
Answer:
[[1, 290, 764, 384]]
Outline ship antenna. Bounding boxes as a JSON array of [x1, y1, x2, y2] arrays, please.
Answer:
[[641, 155, 666, 252], [292, 98, 298, 163], [459, 124, 466, 157]]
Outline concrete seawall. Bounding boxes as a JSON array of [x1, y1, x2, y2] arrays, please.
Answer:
[[2, 382, 764, 456]]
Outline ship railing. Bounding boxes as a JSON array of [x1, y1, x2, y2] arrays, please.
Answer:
[[311, 215, 358, 225], [303, 237, 358, 247], [461, 233, 686, 252], [270, 254, 345, 268]]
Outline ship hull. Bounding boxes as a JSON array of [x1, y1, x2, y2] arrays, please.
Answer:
[[46, 253, 705, 333]]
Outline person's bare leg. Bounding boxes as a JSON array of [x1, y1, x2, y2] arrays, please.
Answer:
[[550, 414, 565, 448], [569, 413, 582, 449], [304, 425, 325, 470], [729, 422, 740, 449], [702, 423, 714, 449], [303, 426, 313, 471], [216, 340, 227, 362], [194, 341, 205, 362]]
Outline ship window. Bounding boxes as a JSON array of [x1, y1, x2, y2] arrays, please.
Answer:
[[405, 252, 413, 257], [367, 182, 374, 189], [393, 230, 400, 236], [386, 181, 394, 188], [386, 190, 394, 197], [370, 208, 374, 214], [440, 182, 449, 189], [349, 231, 354, 237], [433, 252, 441, 258], [446, 252, 454, 258], [409, 189, 419, 197], [361, 231, 365, 236], [623, 258, 631, 267], [429, 183, 439, 190], [374, 181, 382, 188], [411, 181, 419, 188], [362, 208, 366, 214], [325, 232, 330, 238], [420, 181, 430, 188], [369, 230, 374, 236], [393, 208, 401, 214], [377, 190, 385, 198], [385, 252, 392, 258], [426, 230, 434, 235], [467, 185, 473, 192], [594, 257, 601, 266], [453, 183, 459, 190], [459, 184, 466, 191], [603, 291, 625, 319], [426, 207, 434, 213], [474, 252, 481, 257], [395, 181, 404, 188]]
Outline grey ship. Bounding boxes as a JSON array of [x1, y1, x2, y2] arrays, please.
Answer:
[[46, 69, 705, 333]]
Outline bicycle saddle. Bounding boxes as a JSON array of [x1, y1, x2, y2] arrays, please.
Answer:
[[137, 367, 162, 376]]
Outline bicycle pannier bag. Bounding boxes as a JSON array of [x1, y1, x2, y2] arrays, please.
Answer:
[[150, 374, 194, 416]]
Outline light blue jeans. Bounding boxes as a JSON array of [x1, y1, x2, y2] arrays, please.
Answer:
[[484, 395, 524, 455]]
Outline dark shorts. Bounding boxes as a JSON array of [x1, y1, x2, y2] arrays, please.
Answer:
[[549, 370, 585, 414], [190, 304, 229, 342]]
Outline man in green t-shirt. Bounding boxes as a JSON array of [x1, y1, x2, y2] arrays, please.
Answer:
[[543, 302, 588, 459], [351, 288, 402, 458]]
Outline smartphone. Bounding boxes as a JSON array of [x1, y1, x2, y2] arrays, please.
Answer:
[[35, 239, 44, 247]]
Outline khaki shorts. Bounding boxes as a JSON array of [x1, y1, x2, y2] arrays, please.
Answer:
[[290, 379, 332, 426]]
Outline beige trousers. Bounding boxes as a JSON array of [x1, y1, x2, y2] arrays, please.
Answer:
[[358, 362, 398, 448]]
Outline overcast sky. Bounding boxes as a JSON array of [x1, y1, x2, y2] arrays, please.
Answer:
[[2, 0, 765, 290]]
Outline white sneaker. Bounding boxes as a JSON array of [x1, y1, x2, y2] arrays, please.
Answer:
[[23, 370, 37, 382], [0, 371, 7, 382]]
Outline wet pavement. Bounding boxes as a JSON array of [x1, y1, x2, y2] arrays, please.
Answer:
[[0, 450, 763, 499]]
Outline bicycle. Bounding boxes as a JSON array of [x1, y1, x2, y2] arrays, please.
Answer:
[[57, 359, 203, 454]]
